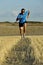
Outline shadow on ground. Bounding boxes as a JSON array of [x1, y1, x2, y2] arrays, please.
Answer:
[[2, 38, 43, 65]]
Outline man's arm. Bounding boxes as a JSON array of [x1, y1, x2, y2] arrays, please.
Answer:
[[27, 10, 30, 18], [16, 17, 21, 22], [16, 18, 19, 21], [16, 13, 21, 21], [16, 13, 20, 22]]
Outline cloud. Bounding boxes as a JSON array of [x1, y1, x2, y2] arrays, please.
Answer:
[[12, 10, 19, 16]]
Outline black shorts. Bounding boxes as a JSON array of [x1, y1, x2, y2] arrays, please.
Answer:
[[19, 22, 26, 27]]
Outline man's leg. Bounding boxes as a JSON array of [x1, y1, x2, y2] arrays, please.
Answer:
[[23, 23, 26, 37], [19, 27, 23, 38]]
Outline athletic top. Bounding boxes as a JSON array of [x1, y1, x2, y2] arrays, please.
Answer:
[[17, 10, 29, 23]]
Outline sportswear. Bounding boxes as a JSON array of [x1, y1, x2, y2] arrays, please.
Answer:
[[17, 10, 29, 23]]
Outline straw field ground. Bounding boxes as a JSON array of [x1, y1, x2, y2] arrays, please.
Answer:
[[0, 22, 43, 65]]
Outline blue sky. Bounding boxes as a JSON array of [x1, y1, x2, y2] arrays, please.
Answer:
[[0, 0, 43, 22]]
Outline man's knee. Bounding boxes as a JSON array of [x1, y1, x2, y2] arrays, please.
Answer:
[[21, 27, 23, 30], [19, 27, 23, 33]]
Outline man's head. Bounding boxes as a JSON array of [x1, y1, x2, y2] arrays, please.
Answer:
[[21, 8, 25, 14]]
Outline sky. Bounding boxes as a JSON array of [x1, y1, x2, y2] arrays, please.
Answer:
[[0, 0, 43, 22]]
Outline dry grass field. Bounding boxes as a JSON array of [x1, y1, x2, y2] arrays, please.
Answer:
[[0, 22, 43, 35], [0, 22, 43, 65], [0, 36, 43, 65]]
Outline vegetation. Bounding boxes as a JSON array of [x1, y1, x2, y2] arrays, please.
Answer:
[[1, 37, 43, 65], [0, 22, 43, 65], [0, 22, 43, 36]]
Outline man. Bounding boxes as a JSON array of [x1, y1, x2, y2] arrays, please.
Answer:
[[16, 8, 30, 38]]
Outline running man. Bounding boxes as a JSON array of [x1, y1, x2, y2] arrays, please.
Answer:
[[16, 8, 30, 38]]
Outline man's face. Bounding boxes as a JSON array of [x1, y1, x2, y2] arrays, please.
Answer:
[[21, 10, 25, 14]]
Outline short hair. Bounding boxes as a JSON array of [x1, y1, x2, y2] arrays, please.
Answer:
[[21, 8, 25, 11]]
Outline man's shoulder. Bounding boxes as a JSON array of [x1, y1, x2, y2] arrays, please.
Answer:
[[19, 13, 22, 15], [17, 13, 21, 16]]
